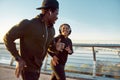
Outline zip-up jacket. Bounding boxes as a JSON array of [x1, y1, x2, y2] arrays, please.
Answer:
[[3, 14, 55, 71], [48, 35, 73, 65]]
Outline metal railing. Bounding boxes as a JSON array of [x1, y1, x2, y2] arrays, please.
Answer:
[[0, 42, 120, 79], [73, 43, 120, 77]]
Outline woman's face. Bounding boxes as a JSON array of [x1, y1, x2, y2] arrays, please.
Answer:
[[61, 25, 70, 37]]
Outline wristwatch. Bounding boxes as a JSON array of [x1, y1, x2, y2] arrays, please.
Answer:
[[15, 56, 21, 61]]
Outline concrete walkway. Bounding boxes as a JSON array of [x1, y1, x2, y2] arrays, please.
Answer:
[[0, 65, 118, 80], [0, 66, 81, 80]]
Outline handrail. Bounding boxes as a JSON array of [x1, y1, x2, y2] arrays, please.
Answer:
[[0, 42, 120, 79], [73, 43, 120, 78], [73, 43, 120, 47], [1, 42, 120, 47]]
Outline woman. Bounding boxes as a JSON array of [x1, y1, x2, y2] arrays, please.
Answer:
[[48, 23, 73, 80]]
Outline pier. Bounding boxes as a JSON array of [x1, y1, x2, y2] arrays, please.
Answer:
[[0, 42, 120, 80], [0, 64, 80, 80]]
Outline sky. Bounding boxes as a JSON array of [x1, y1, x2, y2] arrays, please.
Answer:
[[0, 0, 120, 43]]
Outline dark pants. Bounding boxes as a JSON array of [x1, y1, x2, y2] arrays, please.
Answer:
[[21, 69, 40, 80], [50, 61, 66, 80]]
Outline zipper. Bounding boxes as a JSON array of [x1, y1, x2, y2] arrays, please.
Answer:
[[43, 25, 48, 54]]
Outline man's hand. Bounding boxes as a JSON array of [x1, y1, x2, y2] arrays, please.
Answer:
[[52, 56, 59, 66], [15, 58, 26, 78]]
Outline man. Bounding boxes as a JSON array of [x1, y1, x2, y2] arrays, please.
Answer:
[[3, 0, 59, 80]]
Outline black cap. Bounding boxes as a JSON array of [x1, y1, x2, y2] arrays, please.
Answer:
[[36, 0, 59, 10]]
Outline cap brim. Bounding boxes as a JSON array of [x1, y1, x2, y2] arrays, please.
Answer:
[[36, 7, 47, 10]]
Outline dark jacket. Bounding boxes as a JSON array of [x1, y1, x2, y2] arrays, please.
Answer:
[[3, 14, 55, 70], [48, 35, 73, 65]]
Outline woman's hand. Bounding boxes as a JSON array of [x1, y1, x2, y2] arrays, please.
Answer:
[[56, 39, 65, 51], [65, 46, 72, 53]]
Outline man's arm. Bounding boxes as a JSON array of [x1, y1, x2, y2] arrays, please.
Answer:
[[3, 19, 29, 78], [3, 19, 29, 61]]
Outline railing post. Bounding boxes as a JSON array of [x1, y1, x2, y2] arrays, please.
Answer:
[[92, 47, 96, 78], [43, 54, 48, 71], [10, 57, 14, 66]]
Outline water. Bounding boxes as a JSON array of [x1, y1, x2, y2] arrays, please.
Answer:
[[0, 49, 12, 64], [0, 43, 120, 66]]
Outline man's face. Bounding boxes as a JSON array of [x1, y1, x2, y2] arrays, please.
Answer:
[[49, 9, 59, 24]]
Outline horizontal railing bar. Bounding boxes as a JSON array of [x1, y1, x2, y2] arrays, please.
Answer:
[[1, 42, 120, 47], [73, 43, 120, 47]]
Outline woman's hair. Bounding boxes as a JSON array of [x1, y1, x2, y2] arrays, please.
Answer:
[[59, 23, 71, 35]]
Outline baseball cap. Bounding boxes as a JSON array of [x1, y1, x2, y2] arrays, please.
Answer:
[[36, 0, 59, 10]]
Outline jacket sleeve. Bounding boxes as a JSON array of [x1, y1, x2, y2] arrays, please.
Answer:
[[3, 19, 29, 59], [68, 39, 74, 55], [47, 38, 58, 57]]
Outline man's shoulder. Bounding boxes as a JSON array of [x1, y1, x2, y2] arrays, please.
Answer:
[[19, 19, 31, 25]]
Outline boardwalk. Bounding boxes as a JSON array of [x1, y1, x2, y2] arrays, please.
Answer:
[[0, 65, 118, 80], [0, 65, 82, 80]]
